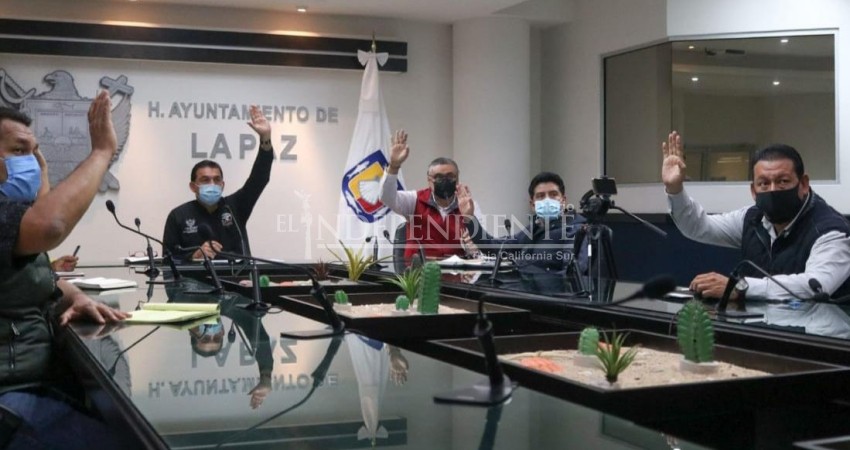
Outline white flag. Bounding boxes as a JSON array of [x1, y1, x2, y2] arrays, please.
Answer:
[[337, 50, 404, 253]]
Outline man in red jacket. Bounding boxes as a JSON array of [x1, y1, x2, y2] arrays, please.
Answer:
[[379, 130, 482, 264]]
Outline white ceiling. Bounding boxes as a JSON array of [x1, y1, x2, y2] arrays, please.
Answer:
[[102, 0, 572, 25]]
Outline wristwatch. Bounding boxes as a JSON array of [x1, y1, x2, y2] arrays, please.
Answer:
[[259, 138, 272, 150], [734, 276, 749, 299]]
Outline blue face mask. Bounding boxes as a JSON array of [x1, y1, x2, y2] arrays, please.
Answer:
[[200, 322, 222, 337], [197, 183, 223, 206], [0, 154, 42, 202], [534, 198, 562, 220]]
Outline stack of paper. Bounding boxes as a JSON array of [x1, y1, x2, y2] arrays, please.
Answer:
[[126, 303, 220, 324], [68, 277, 138, 290]]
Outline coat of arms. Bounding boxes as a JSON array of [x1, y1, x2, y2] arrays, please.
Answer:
[[0, 68, 132, 192]]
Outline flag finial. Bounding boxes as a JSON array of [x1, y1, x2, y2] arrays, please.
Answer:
[[371, 32, 376, 53]]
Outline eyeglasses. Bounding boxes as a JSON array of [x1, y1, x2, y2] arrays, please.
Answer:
[[129, 250, 158, 258], [429, 174, 458, 183]]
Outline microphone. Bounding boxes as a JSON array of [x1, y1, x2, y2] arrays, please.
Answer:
[[188, 224, 225, 295], [718, 260, 834, 312], [603, 274, 676, 306], [107, 326, 161, 376], [134, 217, 160, 279], [434, 280, 517, 405], [211, 247, 345, 340], [365, 234, 384, 270], [383, 226, 425, 269], [213, 335, 344, 448], [485, 219, 514, 286], [105, 200, 182, 282], [222, 205, 267, 312]]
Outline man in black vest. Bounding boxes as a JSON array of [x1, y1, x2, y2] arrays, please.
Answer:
[[662, 131, 850, 301], [0, 92, 127, 447]]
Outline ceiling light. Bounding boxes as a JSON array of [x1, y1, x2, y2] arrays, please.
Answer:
[[688, 45, 695, 50], [296, 6, 307, 13], [773, 80, 781, 86], [691, 77, 699, 82], [780, 38, 789, 44]]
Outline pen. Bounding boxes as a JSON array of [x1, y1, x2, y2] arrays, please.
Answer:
[[73, 245, 80, 257]]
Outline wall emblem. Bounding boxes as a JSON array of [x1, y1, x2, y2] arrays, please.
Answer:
[[0, 69, 133, 192]]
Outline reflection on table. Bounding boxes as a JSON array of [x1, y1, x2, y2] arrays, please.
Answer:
[[67, 265, 703, 449]]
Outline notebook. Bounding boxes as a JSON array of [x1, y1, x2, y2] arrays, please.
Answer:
[[68, 277, 138, 290], [126, 302, 220, 324]]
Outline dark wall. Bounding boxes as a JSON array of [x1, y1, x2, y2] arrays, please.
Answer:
[[603, 214, 739, 286]]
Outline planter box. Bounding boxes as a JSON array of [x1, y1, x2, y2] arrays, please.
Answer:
[[278, 292, 530, 340], [435, 330, 850, 422]]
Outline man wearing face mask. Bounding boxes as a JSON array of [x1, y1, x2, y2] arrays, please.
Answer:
[[163, 105, 273, 262], [662, 131, 850, 301], [0, 94, 129, 448], [380, 130, 483, 262], [457, 172, 588, 293]]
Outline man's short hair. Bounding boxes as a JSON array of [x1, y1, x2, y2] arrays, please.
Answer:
[[189, 333, 222, 358], [750, 144, 804, 180], [191, 160, 223, 182], [528, 171, 565, 198], [0, 107, 32, 134], [427, 157, 459, 175]]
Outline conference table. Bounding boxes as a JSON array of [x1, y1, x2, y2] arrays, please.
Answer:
[[56, 262, 850, 449]]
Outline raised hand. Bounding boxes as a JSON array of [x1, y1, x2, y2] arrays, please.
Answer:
[[247, 105, 272, 142], [456, 183, 475, 217], [661, 131, 687, 194], [34, 147, 50, 198], [88, 91, 117, 158], [389, 129, 409, 171]]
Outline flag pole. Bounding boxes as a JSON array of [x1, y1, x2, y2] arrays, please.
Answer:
[[371, 31, 377, 53]]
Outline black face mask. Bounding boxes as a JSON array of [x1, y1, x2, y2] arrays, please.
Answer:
[[755, 184, 805, 224], [433, 178, 457, 200]]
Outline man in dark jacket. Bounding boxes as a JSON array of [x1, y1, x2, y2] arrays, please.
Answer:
[[0, 93, 127, 448], [458, 172, 588, 294], [163, 105, 274, 262]]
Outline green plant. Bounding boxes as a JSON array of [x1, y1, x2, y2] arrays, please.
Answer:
[[578, 327, 600, 355], [384, 267, 422, 302], [595, 330, 639, 384], [313, 259, 331, 281], [259, 275, 270, 287], [677, 300, 715, 363], [334, 290, 349, 305], [418, 262, 441, 314], [327, 240, 390, 281], [395, 295, 410, 311]]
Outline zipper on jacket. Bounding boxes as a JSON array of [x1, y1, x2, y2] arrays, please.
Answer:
[[9, 322, 19, 370]]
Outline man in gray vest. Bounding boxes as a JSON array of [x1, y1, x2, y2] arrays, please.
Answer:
[[0, 91, 128, 447]]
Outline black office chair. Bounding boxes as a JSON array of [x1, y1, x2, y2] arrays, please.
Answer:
[[392, 222, 408, 273]]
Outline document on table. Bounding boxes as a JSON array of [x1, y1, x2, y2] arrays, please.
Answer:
[[125, 303, 220, 324], [68, 277, 138, 290]]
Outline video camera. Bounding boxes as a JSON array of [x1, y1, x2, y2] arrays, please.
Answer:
[[579, 176, 617, 222]]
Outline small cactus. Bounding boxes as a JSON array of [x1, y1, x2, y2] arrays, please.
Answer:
[[259, 275, 270, 287], [418, 262, 441, 314], [334, 290, 349, 305], [395, 295, 410, 311], [578, 327, 600, 355], [677, 300, 715, 363]]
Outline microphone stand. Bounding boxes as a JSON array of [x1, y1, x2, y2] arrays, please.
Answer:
[[105, 200, 183, 284], [366, 234, 384, 270], [215, 250, 345, 339], [107, 326, 160, 376], [213, 334, 344, 449], [478, 405, 504, 450], [484, 219, 513, 286], [177, 244, 223, 295], [434, 294, 517, 406], [222, 205, 268, 312], [134, 217, 160, 279]]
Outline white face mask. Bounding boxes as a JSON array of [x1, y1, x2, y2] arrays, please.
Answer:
[[534, 198, 562, 219]]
